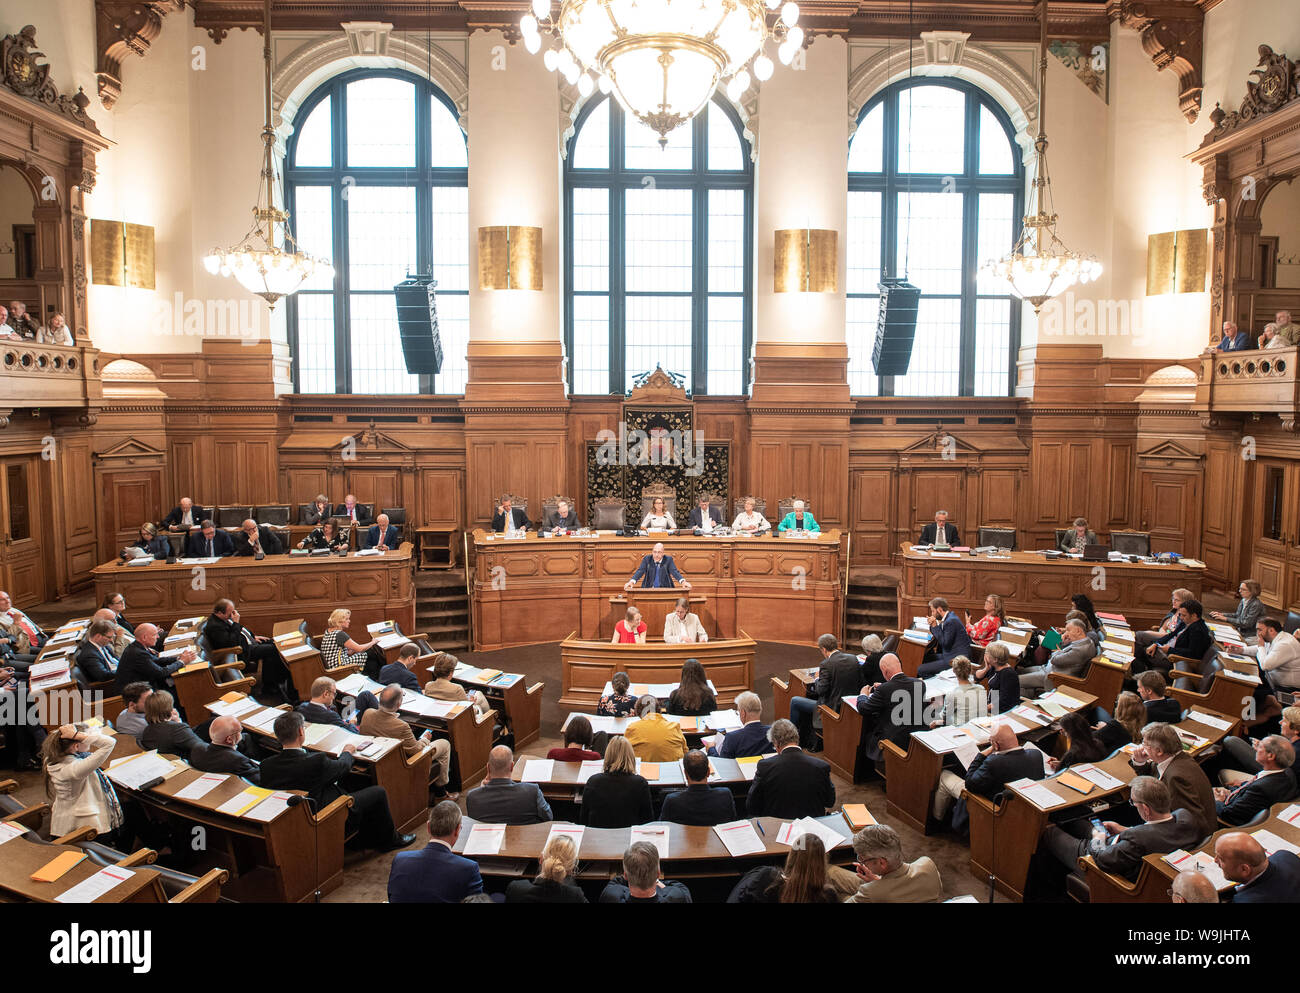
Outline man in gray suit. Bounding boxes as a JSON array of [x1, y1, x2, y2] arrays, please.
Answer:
[[1041, 776, 1202, 882], [1018, 618, 1096, 694], [465, 745, 552, 825]]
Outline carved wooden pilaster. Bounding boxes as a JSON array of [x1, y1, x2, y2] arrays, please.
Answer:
[[95, 1, 183, 109], [1113, 0, 1205, 122]]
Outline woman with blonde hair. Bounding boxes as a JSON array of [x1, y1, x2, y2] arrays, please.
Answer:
[[580, 736, 653, 828], [43, 723, 123, 842], [934, 655, 987, 727], [504, 834, 588, 903], [1095, 690, 1146, 751], [321, 607, 385, 679]]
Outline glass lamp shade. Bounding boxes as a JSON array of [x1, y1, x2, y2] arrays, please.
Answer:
[[984, 250, 1102, 309], [203, 247, 334, 307]]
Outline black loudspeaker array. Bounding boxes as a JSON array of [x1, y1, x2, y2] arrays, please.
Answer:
[[393, 274, 444, 375], [872, 277, 922, 377]]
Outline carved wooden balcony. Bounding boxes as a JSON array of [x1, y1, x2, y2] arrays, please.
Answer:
[[0, 341, 103, 426], [1196, 346, 1300, 430]]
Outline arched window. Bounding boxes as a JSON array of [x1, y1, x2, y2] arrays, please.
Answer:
[[284, 69, 469, 394], [564, 96, 753, 396], [847, 79, 1024, 396]]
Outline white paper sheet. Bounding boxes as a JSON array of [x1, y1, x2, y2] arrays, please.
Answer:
[[463, 823, 507, 855], [244, 791, 296, 822], [173, 773, 229, 801], [713, 819, 766, 857], [577, 760, 603, 784], [545, 823, 586, 853], [521, 759, 554, 782], [629, 823, 671, 858], [53, 865, 135, 903]]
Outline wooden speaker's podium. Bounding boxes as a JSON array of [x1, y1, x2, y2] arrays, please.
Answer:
[[608, 590, 712, 641]]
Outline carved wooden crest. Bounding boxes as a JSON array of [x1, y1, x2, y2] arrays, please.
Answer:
[[1201, 45, 1299, 147], [626, 364, 690, 403], [1, 25, 100, 134]]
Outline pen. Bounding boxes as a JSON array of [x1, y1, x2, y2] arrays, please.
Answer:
[[754, 819, 764, 836]]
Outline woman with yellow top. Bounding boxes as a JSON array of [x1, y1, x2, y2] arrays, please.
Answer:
[[624, 694, 689, 761]]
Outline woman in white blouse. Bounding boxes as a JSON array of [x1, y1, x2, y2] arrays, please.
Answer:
[[732, 497, 770, 533], [640, 495, 676, 531], [43, 724, 123, 839], [664, 597, 709, 643], [934, 656, 987, 728]]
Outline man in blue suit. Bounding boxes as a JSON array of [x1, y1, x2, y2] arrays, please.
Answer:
[[1216, 321, 1253, 352], [707, 691, 775, 759], [917, 597, 971, 677], [624, 542, 691, 591], [366, 513, 400, 551], [378, 644, 422, 692], [184, 520, 235, 557], [1216, 831, 1300, 903], [388, 801, 484, 903]]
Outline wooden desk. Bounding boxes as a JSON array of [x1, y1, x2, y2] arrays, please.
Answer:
[[898, 543, 1203, 632], [451, 664, 543, 749], [0, 834, 170, 903], [91, 543, 416, 636], [607, 591, 711, 641], [966, 709, 1230, 901], [508, 756, 753, 807], [558, 631, 756, 710], [470, 530, 842, 650]]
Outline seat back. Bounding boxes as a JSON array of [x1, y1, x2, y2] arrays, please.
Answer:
[[382, 507, 406, 527], [216, 505, 252, 529], [732, 495, 767, 519], [777, 496, 813, 520], [592, 496, 626, 530], [297, 503, 315, 524], [255, 504, 290, 526], [880, 633, 898, 653], [640, 483, 677, 523], [1055, 528, 1071, 549], [357, 502, 375, 524], [1110, 530, 1151, 556], [1284, 611, 1300, 636], [495, 493, 528, 519], [977, 526, 1016, 550]]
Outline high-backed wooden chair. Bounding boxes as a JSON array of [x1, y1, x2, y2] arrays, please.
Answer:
[[732, 495, 767, 521], [255, 504, 291, 526], [640, 483, 677, 524], [216, 505, 252, 529], [977, 526, 1016, 550], [1110, 530, 1151, 556], [777, 496, 813, 521], [592, 495, 627, 530]]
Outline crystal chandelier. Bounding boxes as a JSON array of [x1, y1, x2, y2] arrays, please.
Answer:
[[520, 0, 803, 147], [981, 0, 1100, 311], [202, 0, 333, 307]]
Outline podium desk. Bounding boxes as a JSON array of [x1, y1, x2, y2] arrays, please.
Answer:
[[608, 590, 710, 641]]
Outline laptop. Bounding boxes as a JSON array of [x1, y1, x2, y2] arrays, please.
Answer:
[[1083, 543, 1111, 562]]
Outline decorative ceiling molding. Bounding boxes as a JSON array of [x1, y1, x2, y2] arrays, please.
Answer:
[[0, 25, 100, 135], [1111, 0, 1205, 122], [94, 1, 183, 110], [1200, 45, 1300, 148]]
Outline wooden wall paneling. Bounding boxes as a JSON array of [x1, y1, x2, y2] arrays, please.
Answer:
[[168, 439, 199, 507], [907, 468, 966, 534], [1030, 440, 1066, 524], [419, 469, 463, 527], [850, 468, 893, 561], [344, 469, 401, 511], [243, 439, 277, 502], [56, 433, 97, 591], [977, 469, 1019, 530], [285, 468, 329, 505], [1100, 440, 1135, 529], [1138, 470, 1202, 556], [1199, 437, 1239, 584], [97, 469, 162, 563]]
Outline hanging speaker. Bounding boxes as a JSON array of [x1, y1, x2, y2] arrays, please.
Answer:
[[393, 274, 443, 375], [872, 278, 921, 377]]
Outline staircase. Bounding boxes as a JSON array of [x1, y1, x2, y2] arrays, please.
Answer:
[[416, 569, 470, 652], [845, 567, 900, 647]]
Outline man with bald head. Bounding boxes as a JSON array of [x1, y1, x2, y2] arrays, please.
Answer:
[[191, 715, 261, 783], [1215, 830, 1300, 903], [1172, 870, 1220, 904], [114, 622, 195, 694], [0, 589, 46, 668], [855, 652, 925, 763], [233, 518, 283, 556], [935, 720, 1046, 830], [89, 607, 133, 657], [465, 745, 552, 824], [625, 541, 691, 591], [164, 496, 205, 531], [365, 513, 399, 551]]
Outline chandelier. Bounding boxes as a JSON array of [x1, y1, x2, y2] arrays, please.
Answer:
[[520, 0, 803, 147], [202, 0, 333, 307], [980, 0, 1100, 311]]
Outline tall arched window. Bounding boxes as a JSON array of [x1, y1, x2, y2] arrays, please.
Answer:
[[284, 69, 469, 394], [847, 79, 1024, 396], [564, 96, 753, 396]]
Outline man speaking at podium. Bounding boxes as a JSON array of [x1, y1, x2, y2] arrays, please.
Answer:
[[919, 510, 960, 547], [624, 542, 692, 591]]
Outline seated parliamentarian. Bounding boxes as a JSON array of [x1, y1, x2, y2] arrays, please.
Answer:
[[919, 596, 972, 677], [1212, 735, 1298, 825], [298, 519, 348, 552], [544, 498, 582, 532], [624, 542, 691, 592], [981, 642, 1020, 714], [660, 749, 736, 826], [844, 825, 943, 903], [918, 509, 959, 547], [207, 598, 297, 703], [1214, 705, 1300, 787], [191, 715, 261, 783], [321, 608, 386, 679], [126, 522, 170, 559], [1046, 712, 1107, 773], [1171, 870, 1220, 904], [298, 676, 362, 732], [184, 519, 234, 557], [932, 655, 986, 728], [505, 834, 588, 904], [1215, 320, 1252, 352], [1135, 670, 1182, 724], [639, 495, 676, 531], [335, 493, 365, 524], [597, 671, 638, 716], [112, 682, 153, 739], [42, 724, 122, 843], [625, 695, 689, 761], [1210, 579, 1264, 639], [1093, 691, 1147, 752], [856, 653, 926, 762], [611, 606, 647, 645], [933, 722, 1044, 827], [666, 657, 716, 716], [303, 494, 330, 526], [1058, 516, 1097, 553], [139, 689, 205, 759], [790, 632, 864, 750], [727, 833, 846, 904], [388, 801, 482, 903], [744, 718, 835, 819], [1040, 776, 1201, 885], [964, 593, 1005, 647], [466, 745, 552, 824], [777, 499, 819, 533], [233, 518, 283, 556], [491, 494, 531, 532], [115, 623, 194, 692], [598, 841, 693, 904], [0, 589, 46, 666], [1018, 618, 1096, 693], [547, 715, 601, 762], [261, 710, 413, 851], [708, 691, 775, 759], [1214, 831, 1300, 903], [75, 619, 122, 684], [663, 596, 709, 644], [378, 642, 423, 691], [1246, 616, 1300, 692], [1141, 597, 1211, 675], [686, 494, 723, 532], [365, 513, 399, 551], [360, 684, 453, 798], [580, 737, 653, 828], [102, 593, 137, 638], [164, 497, 205, 531], [423, 652, 490, 714], [1129, 722, 1218, 839], [731, 496, 770, 533]]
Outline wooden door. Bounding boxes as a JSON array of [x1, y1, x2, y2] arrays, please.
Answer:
[[98, 469, 163, 565], [1138, 469, 1201, 556], [1250, 460, 1298, 607], [0, 456, 47, 606]]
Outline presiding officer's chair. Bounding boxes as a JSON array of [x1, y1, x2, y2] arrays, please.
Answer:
[[640, 483, 677, 525], [592, 496, 626, 531]]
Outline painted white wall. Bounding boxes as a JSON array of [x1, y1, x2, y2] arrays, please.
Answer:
[[1202, 0, 1300, 120]]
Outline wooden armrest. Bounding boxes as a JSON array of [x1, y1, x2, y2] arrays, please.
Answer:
[[408, 631, 428, 642], [212, 660, 247, 672], [1076, 855, 1143, 895], [169, 867, 229, 903], [312, 794, 354, 824], [53, 826, 98, 846], [880, 739, 908, 762], [770, 677, 790, 692], [332, 663, 362, 678], [0, 778, 17, 794], [1168, 669, 1199, 682], [206, 645, 241, 659], [222, 676, 257, 696], [85, 678, 117, 694], [3, 801, 50, 828], [405, 746, 437, 770], [113, 847, 158, 867], [526, 682, 543, 695], [1167, 654, 1201, 668]]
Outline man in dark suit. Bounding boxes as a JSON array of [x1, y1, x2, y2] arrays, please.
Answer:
[[624, 542, 691, 591], [790, 633, 865, 750], [934, 722, 1047, 829], [918, 509, 960, 547], [465, 746, 552, 825], [686, 495, 723, 532], [856, 654, 926, 762], [1217, 831, 1300, 903], [378, 643, 422, 692], [919, 597, 972, 677], [184, 520, 234, 558], [190, 715, 261, 783], [1129, 722, 1218, 838], [542, 498, 582, 531], [1215, 321, 1252, 352], [744, 718, 835, 819], [163, 497, 206, 530], [1019, 619, 1096, 694], [1137, 670, 1183, 723], [1133, 587, 1193, 670], [708, 691, 774, 759], [297, 676, 362, 732], [1214, 735, 1298, 825], [233, 518, 283, 557], [334, 494, 367, 525], [491, 495, 531, 532], [660, 750, 737, 826], [259, 710, 413, 851], [205, 598, 296, 702], [365, 513, 400, 551], [115, 623, 193, 693], [76, 619, 121, 684], [388, 801, 483, 903], [1147, 598, 1212, 674]]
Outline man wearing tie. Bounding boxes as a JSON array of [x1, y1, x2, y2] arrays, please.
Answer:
[[624, 542, 691, 591], [185, 520, 235, 557], [336, 494, 363, 524], [686, 495, 723, 532], [918, 597, 972, 677], [919, 510, 960, 546], [234, 518, 284, 557], [492, 495, 532, 533], [205, 598, 298, 703], [75, 619, 121, 684], [164, 497, 205, 531], [0, 589, 46, 668], [366, 513, 400, 551]]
